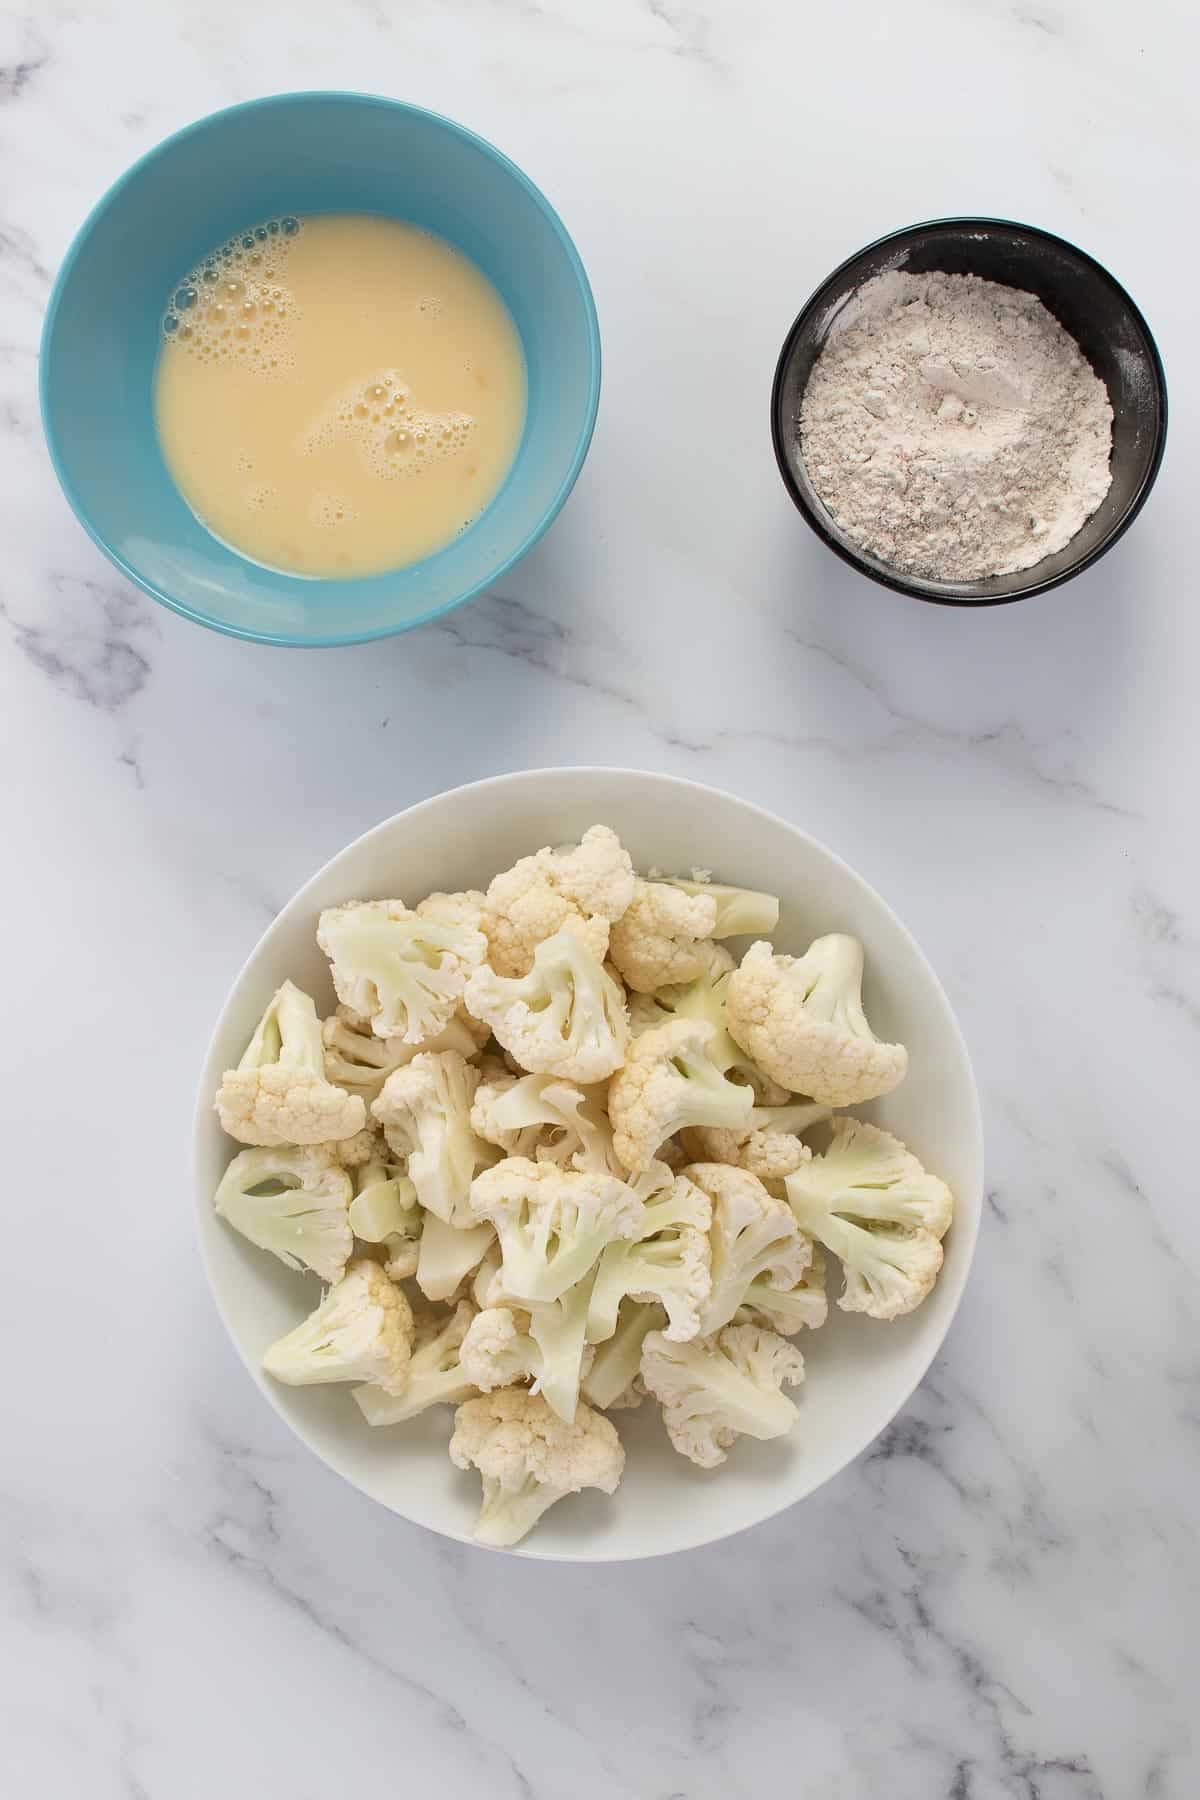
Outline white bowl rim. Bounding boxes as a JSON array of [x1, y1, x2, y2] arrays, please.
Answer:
[[192, 766, 984, 1561]]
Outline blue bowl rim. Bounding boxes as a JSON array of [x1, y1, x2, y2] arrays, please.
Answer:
[[39, 90, 603, 649], [769, 215, 1169, 608]]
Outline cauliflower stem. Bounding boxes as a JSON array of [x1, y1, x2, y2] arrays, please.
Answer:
[[580, 1300, 664, 1410], [727, 935, 907, 1106], [665, 879, 780, 939]]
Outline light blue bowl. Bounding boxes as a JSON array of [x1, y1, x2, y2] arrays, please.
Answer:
[[40, 92, 601, 646]]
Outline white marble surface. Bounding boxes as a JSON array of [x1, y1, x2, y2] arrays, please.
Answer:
[[2, 1, 1196, 1794]]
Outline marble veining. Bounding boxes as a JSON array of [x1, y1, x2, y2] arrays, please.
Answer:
[[1, 0, 1195, 1794]]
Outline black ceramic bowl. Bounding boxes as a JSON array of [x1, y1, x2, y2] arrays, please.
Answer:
[[771, 218, 1167, 606]]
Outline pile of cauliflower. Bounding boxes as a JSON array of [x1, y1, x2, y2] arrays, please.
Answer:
[[211, 824, 954, 1548]]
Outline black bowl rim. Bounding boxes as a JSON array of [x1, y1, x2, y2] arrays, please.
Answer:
[[770, 216, 1169, 608]]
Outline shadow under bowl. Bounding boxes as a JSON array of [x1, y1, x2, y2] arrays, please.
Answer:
[[771, 217, 1167, 606], [40, 91, 601, 646]]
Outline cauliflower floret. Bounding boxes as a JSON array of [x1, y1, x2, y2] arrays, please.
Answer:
[[663, 879, 780, 938], [580, 1299, 664, 1411], [783, 1118, 953, 1319], [587, 1173, 712, 1344], [262, 1259, 413, 1396], [417, 889, 489, 935], [371, 1051, 497, 1227], [608, 1017, 754, 1175], [322, 1004, 485, 1103], [347, 1149, 421, 1279], [686, 1162, 813, 1333], [449, 1389, 624, 1547], [469, 1157, 644, 1303], [214, 1144, 353, 1283], [482, 824, 636, 977], [680, 1127, 807, 1181], [472, 1068, 626, 1178], [735, 1246, 828, 1335], [641, 1323, 805, 1468], [318, 900, 487, 1045], [681, 1099, 831, 1180], [461, 1284, 596, 1424], [216, 981, 366, 1147], [353, 1300, 478, 1424], [627, 945, 791, 1107], [459, 1305, 537, 1392], [726, 936, 907, 1106], [322, 1125, 382, 1169], [608, 880, 719, 994], [464, 929, 628, 1084]]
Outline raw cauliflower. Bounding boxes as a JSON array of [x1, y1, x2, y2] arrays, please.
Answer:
[[216, 981, 366, 1147], [469, 1156, 644, 1303], [449, 1388, 624, 1547], [628, 941, 790, 1103], [471, 1068, 625, 1177], [353, 1300, 478, 1425], [641, 1323, 805, 1468], [262, 1259, 413, 1396], [465, 928, 629, 1084], [460, 1284, 596, 1424], [214, 1144, 353, 1284], [318, 899, 486, 1045], [686, 1162, 813, 1334], [735, 1246, 829, 1335], [726, 935, 907, 1106], [662, 879, 780, 938], [680, 1099, 831, 1180], [415, 1214, 497, 1304], [586, 1172, 712, 1344], [783, 1118, 953, 1319], [417, 889, 490, 935], [347, 1148, 421, 1279], [371, 1050, 496, 1227], [580, 1299, 664, 1411], [459, 1305, 540, 1392], [483, 824, 636, 977], [608, 879, 718, 994], [211, 821, 953, 1548], [322, 1003, 485, 1103], [608, 1017, 754, 1174]]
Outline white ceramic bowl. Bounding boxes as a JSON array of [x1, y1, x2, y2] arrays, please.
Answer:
[[194, 768, 983, 1561]]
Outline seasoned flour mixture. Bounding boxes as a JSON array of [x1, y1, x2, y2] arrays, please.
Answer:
[[799, 270, 1113, 581]]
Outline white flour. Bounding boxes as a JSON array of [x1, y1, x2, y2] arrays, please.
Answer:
[[799, 270, 1114, 581]]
